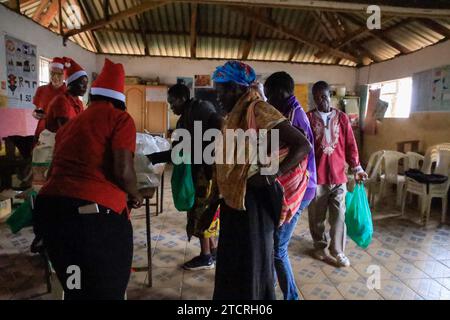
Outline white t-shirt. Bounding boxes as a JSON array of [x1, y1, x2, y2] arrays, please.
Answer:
[[318, 111, 332, 142]]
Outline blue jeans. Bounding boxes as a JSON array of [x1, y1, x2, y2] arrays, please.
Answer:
[[274, 199, 312, 300]]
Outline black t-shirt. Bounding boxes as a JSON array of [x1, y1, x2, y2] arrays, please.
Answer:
[[151, 99, 222, 179]]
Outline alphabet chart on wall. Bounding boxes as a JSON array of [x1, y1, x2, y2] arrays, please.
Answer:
[[4, 35, 38, 109]]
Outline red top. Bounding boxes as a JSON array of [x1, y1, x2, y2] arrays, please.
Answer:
[[33, 83, 67, 138], [39, 101, 137, 214], [46, 92, 84, 132], [307, 108, 360, 185]]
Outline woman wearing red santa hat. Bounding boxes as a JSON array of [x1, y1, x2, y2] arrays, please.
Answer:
[[45, 57, 88, 132], [34, 59, 141, 300], [32, 57, 67, 141]]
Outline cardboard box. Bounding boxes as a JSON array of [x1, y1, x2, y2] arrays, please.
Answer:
[[125, 76, 142, 85]]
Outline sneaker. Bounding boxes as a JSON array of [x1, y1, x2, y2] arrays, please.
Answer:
[[312, 248, 328, 261], [211, 249, 217, 262], [183, 255, 215, 271], [333, 253, 351, 267]]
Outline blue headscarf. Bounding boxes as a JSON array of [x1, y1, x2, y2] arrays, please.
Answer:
[[212, 61, 256, 87]]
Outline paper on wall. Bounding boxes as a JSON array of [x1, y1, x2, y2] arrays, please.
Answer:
[[146, 87, 167, 102]]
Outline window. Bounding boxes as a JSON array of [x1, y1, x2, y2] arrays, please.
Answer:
[[369, 77, 412, 118], [39, 56, 51, 86]]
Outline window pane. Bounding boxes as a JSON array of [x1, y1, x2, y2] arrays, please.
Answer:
[[39, 57, 51, 86], [394, 77, 412, 118], [380, 81, 397, 94], [370, 77, 412, 118]]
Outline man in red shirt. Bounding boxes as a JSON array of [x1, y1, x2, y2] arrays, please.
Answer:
[[32, 57, 66, 140], [35, 58, 141, 300], [45, 57, 87, 132], [307, 81, 367, 268]]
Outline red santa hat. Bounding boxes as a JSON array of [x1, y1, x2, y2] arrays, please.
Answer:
[[50, 57, 65, 70], [90, 58, 125, 102], [63, 57, 87, 85]]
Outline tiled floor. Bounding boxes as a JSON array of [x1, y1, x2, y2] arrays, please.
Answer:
[[1, 172, 450, 300]]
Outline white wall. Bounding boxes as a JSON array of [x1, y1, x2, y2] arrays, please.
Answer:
[[0, 4, 96, 93], [356, 39, 450, 162], [0, 4, 96, 137], [96, 54, 357, 91], [356, 40, 450, 84]]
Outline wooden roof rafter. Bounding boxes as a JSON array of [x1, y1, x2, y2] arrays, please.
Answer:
[[226, 5, 360, 63], [63, 1, 171, 38]]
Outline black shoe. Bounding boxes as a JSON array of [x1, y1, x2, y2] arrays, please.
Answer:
[[211, 248, 217, 262], [30, 236, 44, 254], [183, 255, 215, 270]]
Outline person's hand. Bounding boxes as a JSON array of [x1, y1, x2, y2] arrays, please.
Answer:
[[247, 173, 276, 187], [32, 109, 46, 120], [128, 193, 143, 209], [355, 171, 368, 182]]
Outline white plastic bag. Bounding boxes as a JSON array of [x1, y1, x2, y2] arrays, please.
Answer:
[[134, 133, 170, 189], [32, 129, 56, 190], [32, 129, 56, 164]]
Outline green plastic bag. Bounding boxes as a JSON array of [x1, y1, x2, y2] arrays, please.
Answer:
[[171, 152, 195, 212], [6, 191, 37, 234], [345, 184, 373, 249]]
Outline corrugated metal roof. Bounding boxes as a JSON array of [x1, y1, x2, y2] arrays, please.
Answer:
[[9, 0, 450, 67]]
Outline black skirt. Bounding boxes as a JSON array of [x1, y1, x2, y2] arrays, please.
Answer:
[[34, 195, 133, 300], [213, 182, 283, 300]]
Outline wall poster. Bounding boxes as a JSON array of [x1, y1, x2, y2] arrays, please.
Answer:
[[4, 35, 38, 109], [411, 65, 450, 113]]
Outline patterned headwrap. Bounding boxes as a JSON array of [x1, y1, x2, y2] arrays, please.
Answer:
[[212, 61, 256, 87]]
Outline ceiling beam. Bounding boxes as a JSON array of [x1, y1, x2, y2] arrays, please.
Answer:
[[20, 0, 38, 6], [416, 18, 450, 38], [103, 0, 110, 20], [340, 13, 413, 54], [40, 0, 65, 27], [136, 15, 150, 55], [334, 16, 397, 50], [190, 3, 198, 58], [97, 28, 295, 42], [242, 24, 259, 60], [158, 0, 450, 18], [288, 42, 302, 62], [313, 12, 375, 60], [64, 1, 170, 38], [8, 0, 20, 12], [312, 12, 368, 64], [32, 0, 49, 20], [227, 6, 359, 63], [370, 30, 411, 54], [58, 0, 63, 35], [312, 11, 336, 43], [77, 0, 102, 53], [132, 0, 152, 55], [349, 43, 382, 63]]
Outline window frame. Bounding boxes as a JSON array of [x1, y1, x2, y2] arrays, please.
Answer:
[[39, 56, 51, 86]]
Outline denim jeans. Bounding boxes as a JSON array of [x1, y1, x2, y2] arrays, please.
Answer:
[[274, 199, 312, 300]]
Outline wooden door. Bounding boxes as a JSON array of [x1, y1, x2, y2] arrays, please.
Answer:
[[143, 86, 168, 135], [145, 101, 168, 135], [125, 85, 145, 132]]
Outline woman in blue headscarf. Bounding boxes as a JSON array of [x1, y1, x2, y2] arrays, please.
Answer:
[[211, 61, 311, 300]]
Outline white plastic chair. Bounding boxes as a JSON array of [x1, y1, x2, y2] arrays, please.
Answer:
[[364, 150, 385, 207], [406, 152, 424, 170], [378, 151, 408, 207], [402, 145, 450, 225]]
